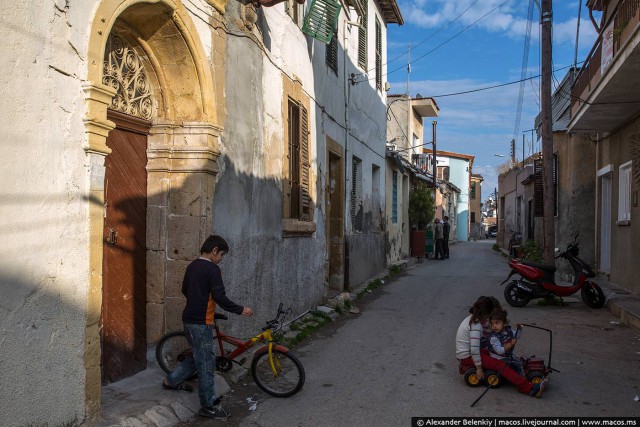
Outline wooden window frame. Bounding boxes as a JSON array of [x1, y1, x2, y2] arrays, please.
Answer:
[[283, 97, 315, 237]]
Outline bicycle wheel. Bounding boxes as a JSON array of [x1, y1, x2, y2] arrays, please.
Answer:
[[155, 331, 197, 380], [251, 349, 305, 397]]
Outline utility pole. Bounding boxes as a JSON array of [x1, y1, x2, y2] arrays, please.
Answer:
[[432, 121, 437, 189], [541, 0, 555, 264]]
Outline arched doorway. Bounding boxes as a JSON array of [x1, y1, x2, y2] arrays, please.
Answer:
[[101, 32, 154, 383], [83, 0, 224, 414]]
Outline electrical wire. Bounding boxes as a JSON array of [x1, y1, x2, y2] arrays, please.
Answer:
[[370, 0, 481, 73], [355, 0, 513, 85]]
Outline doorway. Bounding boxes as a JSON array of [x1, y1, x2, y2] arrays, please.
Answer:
[[326, 140, 344, 291], [101, 111, 150, 384], [599, 173, 612, 273]]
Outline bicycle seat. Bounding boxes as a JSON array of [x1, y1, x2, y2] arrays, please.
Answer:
[[521, 260, 556, 273], [215, 313, 228, 320]]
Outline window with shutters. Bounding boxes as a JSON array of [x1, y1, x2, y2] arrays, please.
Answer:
[[437, 166, 450, 181], [534, 158, 544, 217], [470, 182, 476, 200], [282, 88, 315, 236], [358, 0, 367, 70], [375, 17, 382, 91], [618, 161, 632, 223], [326, 32, 338, 74], [392, 171, 398, 224], [351, 156, 363, 230]]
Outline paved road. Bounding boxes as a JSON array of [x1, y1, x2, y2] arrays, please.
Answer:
[[196, 240, 640, 426]]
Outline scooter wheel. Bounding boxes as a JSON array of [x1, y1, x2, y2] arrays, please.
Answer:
[[485, 371, 501, 388], [527, 371, 545, 383], [464, 369, 482, 387], [504, 281, 531, 307], [581, 281, 606, 309]]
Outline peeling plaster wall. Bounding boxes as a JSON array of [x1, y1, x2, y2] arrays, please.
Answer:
[[554, 133, 597, 281], [0, 1, 95, 424], [211, 4, 326, 337]]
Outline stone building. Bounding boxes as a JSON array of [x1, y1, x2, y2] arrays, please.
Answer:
[[569, 0, 640, 293], [0, 0, 402, 423]]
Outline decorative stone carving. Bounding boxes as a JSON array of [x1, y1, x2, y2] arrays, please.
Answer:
[[103, 34, 155, 120]]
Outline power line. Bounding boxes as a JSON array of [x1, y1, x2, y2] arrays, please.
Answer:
[[355, 0, 513, 85], [377, 0, 481, 73]]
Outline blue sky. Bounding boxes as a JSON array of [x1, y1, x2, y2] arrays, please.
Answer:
[[386, 0, 601, 200]]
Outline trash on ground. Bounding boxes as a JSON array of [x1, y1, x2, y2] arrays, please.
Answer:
[[247, 397, 258, 411]]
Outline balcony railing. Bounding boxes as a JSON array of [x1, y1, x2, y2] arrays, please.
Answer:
[[571, 0, 640, 107]]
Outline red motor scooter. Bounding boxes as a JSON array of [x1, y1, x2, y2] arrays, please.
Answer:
[[500, 234, 606, 309]]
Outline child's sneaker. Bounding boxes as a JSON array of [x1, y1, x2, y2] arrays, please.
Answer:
[[529, 377, 549, 398], [198, 405, 230, 419]]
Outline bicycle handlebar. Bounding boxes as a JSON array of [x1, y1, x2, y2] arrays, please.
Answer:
[[262, 303, 289, 331]]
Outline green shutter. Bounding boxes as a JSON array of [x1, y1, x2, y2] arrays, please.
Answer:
[[358, 1, 367, 69], [302, 0, 342, 44]]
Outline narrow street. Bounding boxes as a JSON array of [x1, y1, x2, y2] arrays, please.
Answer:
[[197, 241, 640, 426]]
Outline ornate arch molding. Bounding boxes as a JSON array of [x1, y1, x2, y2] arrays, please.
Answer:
[[83, 0, 220, 155]]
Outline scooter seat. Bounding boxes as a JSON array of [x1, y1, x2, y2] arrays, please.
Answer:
[[521, 260, 556, 273]]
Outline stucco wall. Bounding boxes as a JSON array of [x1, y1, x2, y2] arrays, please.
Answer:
[[554, 133, 597, 281], [0, 1, 98, 424], [597, 116, 640, 293]]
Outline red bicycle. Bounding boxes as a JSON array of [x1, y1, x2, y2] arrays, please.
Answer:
[[156, 304, 305, 397]]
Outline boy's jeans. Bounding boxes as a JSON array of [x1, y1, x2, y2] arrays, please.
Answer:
[[166, 323, 217, 408]]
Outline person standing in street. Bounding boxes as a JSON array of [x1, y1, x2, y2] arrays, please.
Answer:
[[434, 218, 445, 260], [442, 216, 450, 259], [162, 235, 253, 420]]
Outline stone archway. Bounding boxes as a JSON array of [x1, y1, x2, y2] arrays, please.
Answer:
[[83, 0, 225, 418]]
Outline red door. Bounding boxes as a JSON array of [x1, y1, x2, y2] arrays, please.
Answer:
[[101, 111, 149, 384]]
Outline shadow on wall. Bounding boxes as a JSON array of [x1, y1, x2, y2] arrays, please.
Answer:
[[0, 271, 86, 425]]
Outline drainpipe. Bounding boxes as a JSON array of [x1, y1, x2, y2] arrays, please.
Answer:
[[343, 14, 361, 291]]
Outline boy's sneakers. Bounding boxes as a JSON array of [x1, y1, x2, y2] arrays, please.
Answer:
[[529, 377, 549, 398], [198, 405, 230, 420]]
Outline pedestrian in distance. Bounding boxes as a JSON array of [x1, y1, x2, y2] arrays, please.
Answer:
[[434, 218, 445, 260], [455, 296, 548, 398], [442, 216, 450, 259], [488, 309, 524, 376], [162, 234, 254, 420]]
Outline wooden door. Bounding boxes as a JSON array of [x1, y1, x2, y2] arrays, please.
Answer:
[[101, 111, 149, 384]]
